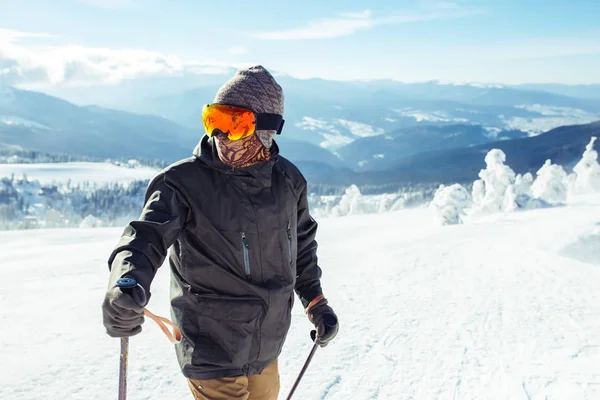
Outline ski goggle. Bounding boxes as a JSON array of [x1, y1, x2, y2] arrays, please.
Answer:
[[202, 104, 285, 141]]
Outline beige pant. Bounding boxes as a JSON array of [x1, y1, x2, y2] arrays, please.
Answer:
[[188, 360, 280, 400]]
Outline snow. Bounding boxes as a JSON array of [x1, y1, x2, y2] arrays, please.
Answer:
[[531, 160, 568, 205], [0, 162, 159, 185], [470, 149, 517, 215], [311, 185, 417, 218], [295, 117, 385, 148], [318, 133, 354, 149], [0, 115, 50, 129], [1, 195, 600, 399], [394, 108, 469, 123], [430, 184, 471, 225], [395, 109, 450, 122], [294, 117, 349, 149], [335, 119, 384, 138], [502, 105, 600, 136], [569, 137, 600, 195]]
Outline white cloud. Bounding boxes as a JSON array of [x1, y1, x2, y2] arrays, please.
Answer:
[[340, 10, 373, 19], [252, 7, 480, 40], [253, 10, 375, 40], [0, 29, 56, 43], [0, 29, 235, 87]]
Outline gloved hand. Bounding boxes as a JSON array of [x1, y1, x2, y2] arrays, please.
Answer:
[[102, 283, 146, 338], [307, 297, 339, 347]]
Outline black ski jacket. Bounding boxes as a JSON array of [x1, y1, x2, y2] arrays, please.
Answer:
[[107, 135, 323, 379]]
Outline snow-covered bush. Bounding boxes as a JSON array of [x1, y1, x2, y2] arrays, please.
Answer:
[[569, 137, 600, 194], [531, 159, 568, 204], [430, 184, 471, 225]]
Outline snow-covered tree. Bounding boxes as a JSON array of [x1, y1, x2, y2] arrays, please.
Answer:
[[503, 184, 518, 212], [569, 137, 600, 194], [531, 159, 568, 204], [331, 185, 363, 217], [471, 149, 517, 214], [472, 179, 485, 205], [430, 184, 472, 225], [390, 197, 406, 211], [514, 172, 533, 197], [79, 215, 103, 228], [377, 194, 397, 213]]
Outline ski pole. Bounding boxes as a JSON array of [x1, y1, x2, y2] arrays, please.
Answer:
[[285, 343, 319, 400], [115, 278, 137, 400], [114, 278, 183, 400], [118, 336, 129, 400]]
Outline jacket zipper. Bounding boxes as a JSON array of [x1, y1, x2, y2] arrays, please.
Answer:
[[286, 221, 292, 264], [241, 232, 251, 276]]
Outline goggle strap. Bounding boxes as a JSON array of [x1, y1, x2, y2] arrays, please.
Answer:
[[256, 113, 284, 134]]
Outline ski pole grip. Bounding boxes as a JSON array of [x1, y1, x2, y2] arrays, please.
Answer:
[[115, 277, 182, 344], [116, 277, 138, 290], [115, 277, 147, 307]]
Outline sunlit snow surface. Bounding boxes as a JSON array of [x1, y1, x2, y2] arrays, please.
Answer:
[[1, 196, 600, 399]]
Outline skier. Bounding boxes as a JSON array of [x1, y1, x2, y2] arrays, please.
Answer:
[[101, 65, 339, 400]]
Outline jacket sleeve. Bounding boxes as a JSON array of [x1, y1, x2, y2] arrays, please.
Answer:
[[107, 173, 190, 305], [294, 180, 324, 308]]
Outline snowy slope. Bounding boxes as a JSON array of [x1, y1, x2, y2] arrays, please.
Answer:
[[0, 162, 159, 185], [1, 197, 600, 399]]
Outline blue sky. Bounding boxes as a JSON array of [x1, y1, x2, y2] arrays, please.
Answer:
[[1, 0, 600, 84]]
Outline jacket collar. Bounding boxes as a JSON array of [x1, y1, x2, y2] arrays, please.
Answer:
[[193, 135, 279, 189]]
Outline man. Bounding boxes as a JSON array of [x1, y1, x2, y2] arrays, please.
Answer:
[[102, 65, 339, 400]]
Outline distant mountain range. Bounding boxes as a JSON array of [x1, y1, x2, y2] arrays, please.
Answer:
[[0, 85, 198, 162], [1, 83, 599, 192], [0, 85, 342, 167], [111, 78, 600, 154], [515, 84, 600, 100], [337, 124, 527, 171], [305, 121, 600, 187], [34, 75, 600, 151]]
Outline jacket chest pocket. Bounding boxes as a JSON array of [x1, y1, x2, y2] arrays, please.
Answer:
[[281, 218, 297, 281], [236, 217, 297, 284], [285, 220, 293, 266], [240, 232, 251, 277]]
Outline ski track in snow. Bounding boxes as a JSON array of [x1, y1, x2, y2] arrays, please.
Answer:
[[1, 198, 600, 399]]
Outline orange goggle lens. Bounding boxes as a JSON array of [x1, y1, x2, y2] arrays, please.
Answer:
[[202, 104, 256, 141]]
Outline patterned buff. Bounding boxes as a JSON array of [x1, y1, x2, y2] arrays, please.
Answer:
[[214, 133, 271, 169]]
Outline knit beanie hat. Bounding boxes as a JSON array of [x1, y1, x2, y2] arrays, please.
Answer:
[[213, 65, 284, 148]]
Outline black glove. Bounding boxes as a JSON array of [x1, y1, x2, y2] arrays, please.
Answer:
[[102, 283, 146, 338], [307, 298, 339, 347]]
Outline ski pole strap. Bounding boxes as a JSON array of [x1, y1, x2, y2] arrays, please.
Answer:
[[304, 294, 326, 323], [143, 308, 182, 344]]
